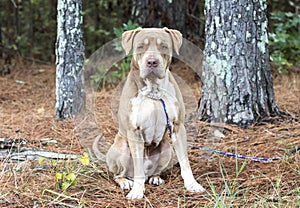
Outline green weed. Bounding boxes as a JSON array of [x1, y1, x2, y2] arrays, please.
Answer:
[[269, 11, 300, 72], [90, 20, 140, 90]]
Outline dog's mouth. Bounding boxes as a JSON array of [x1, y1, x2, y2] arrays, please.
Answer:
[[147, 67, 159, 75], [142, 67, 165, 80], [137, 55, 166, 80]]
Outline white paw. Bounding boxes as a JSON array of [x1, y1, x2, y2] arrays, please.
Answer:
[[149, 176, 165, 186], [126, 186, 145, 199], [185, 181, 205, 193], [115, 178, 133, 190]]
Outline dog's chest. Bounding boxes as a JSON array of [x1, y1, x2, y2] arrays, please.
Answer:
[[130, 87, 178, 145]]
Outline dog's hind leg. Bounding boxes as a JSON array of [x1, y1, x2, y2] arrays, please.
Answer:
[[148, 139, 175, 186], [106, 134, 134, 189]]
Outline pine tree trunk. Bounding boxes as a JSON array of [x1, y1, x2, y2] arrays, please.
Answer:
[[131, 0, 186, 36], [171, 0, 186, 37], [55, 0, 85, 119], [198, 0, 281, 127]]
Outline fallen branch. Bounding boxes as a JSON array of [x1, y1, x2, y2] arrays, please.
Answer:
[[0, 148, 78, 161], [0, 138, 78, 161]]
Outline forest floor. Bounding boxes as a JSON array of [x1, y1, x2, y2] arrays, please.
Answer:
[[0, 60, 299, 207]]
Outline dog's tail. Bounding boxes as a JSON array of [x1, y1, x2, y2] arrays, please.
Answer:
[[75, 112, 110, 163], [91, 133, 107, 162]]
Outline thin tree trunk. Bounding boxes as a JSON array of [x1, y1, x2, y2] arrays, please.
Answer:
[[14, 0, 19, 37], [55, 0, 85, 119], [198, 0, 281, 127], [131, 0, 149, 25], [171, 0, 186, 37], [0, 1, 2, 56]]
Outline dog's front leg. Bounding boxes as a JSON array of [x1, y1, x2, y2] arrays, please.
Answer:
[[126, 131, 145, 199], [173, 123, 206, 193]]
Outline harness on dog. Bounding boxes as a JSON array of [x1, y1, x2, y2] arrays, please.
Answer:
[[135, 75, 174, 138], [139, 93, 173, 138]]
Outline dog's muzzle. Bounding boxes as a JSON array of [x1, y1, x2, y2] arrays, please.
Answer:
[[142, 57, 164, 79]]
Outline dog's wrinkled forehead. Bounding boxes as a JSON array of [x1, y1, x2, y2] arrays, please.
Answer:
[[132, 30, 172, 53], [122, 27, 182, 56]]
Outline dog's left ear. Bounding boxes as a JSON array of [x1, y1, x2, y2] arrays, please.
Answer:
[[163, 27, 182, 55], [122, 27, 142, 55]]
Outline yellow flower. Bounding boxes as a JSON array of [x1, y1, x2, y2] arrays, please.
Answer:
[[80, 152, 90, 166]]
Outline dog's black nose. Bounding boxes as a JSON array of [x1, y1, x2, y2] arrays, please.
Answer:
[[146, 58, 159, 68]]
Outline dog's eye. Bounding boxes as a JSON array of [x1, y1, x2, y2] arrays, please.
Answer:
[[161, 45, 168, 50]]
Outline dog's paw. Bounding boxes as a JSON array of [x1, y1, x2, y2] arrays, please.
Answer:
[[185, 181, 206, 193], [115, 178, 134, 190], [126, 186, 145, 199], [149, 176, 165, 186]]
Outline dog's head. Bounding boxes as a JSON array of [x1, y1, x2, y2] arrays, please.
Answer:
[[122, 28, 182, 80]]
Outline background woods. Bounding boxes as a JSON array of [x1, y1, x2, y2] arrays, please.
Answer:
[[1, 0, 298, 63], [0, 0, 299, 207], [0, 0, 205, 61]]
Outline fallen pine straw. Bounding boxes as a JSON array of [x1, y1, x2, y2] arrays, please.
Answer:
[[0, 61, 299, 207]]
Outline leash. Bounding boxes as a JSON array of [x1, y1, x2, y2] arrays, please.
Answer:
[[159, 98, 172, 138], [159, 98, 299, 163], [188, 144, 299, 163], [188, 144, 281, 163]]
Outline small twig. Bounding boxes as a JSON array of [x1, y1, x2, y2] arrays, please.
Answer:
[[42, 189, 80, 208], [199, 121, 241, 133], [186, 13, 202, 23], [10, 0, 17, 8], [23, 57, 52, 65]]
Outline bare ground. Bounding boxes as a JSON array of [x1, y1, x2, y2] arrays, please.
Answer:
[[0, 60, 299, 207]]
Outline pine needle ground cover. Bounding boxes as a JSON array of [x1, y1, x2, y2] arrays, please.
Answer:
[[0, 61, 299, 207]]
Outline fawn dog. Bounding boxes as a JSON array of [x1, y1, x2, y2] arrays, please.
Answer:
[[106, 28, 205, 199]]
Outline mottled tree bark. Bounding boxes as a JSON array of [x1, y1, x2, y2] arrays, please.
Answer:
[[198, 0, 280, 127], [55, 0, 85, 119]]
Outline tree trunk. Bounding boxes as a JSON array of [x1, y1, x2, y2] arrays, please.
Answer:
[[131, 0, 186, 36], [0, 1, 2, 56], [171, 0, 186, 37], [198, 0, 281, 127], [55, 0, 85, 119], [131, 0, 150, 25]]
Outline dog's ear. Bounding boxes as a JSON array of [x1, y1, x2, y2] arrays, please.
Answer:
[[163, 27, 182, 55], [122, 27, 142, 55]]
